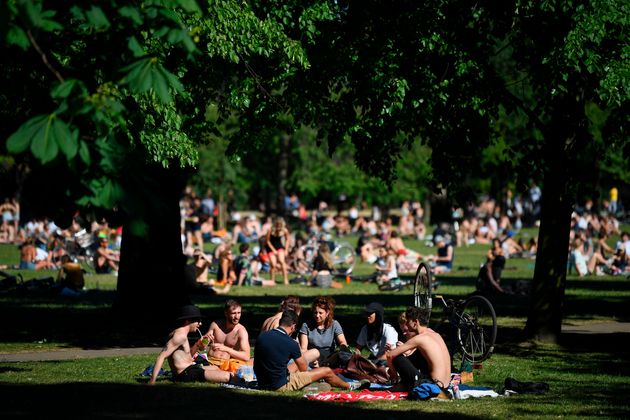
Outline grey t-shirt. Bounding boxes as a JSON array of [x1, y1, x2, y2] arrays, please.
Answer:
[[299, 319, 344, 360]]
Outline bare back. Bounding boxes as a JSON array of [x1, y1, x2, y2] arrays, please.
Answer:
[[261, 313, 281, 333], [412, 329, 451, 387]]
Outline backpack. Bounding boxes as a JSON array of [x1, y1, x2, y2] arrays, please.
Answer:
[[408, 380, 443, 400]]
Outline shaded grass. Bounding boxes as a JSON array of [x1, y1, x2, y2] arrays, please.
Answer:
[[2, 230, 630, 419], [0, 344, 629, 419]]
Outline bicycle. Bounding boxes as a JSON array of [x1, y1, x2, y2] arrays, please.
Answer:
[[56, 229, 96, 271], [292, 235, 356, 277], [412, 262, 497, 363]]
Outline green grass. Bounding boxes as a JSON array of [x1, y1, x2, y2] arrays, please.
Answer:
[[1, 229, 630, 419]]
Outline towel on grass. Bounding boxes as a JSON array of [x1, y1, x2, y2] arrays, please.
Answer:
[[305, 390, 408, 402]]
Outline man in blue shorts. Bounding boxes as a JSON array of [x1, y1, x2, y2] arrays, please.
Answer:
[[254, 310, 366, 392]]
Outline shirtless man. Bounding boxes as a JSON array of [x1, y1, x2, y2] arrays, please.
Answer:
[[386, 306, 451, 391], [19, 238, 38, 270], [148, 305, 235, 385], [260, 295, 302, 333], [201, 299, 250, 364], [94, 237, 119, 274]]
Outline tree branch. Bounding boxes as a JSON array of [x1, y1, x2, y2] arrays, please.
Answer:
[[27, 29, 64, 83]]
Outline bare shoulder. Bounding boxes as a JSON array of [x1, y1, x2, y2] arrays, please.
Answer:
[[236, 323, 250, 336], [171, 328, 189, 344]]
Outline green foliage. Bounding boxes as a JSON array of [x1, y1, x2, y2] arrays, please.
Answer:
[[2, 0, 316, 221]]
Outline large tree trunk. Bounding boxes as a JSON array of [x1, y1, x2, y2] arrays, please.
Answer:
[[523, 87, 594, 343], [523, 171, 572, 342], [114, 164, 190, 335]]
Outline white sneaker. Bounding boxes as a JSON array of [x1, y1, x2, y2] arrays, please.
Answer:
[[348, 379, 371, 391]]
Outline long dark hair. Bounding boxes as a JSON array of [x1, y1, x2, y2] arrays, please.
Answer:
[[365, 303, 385, 342]]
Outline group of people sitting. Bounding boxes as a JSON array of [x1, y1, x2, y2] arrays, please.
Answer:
[[14, 229, 120, 276], [570, 230, 630, 277], [149, 296, 453, 397]]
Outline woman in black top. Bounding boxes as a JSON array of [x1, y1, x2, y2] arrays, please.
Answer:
[[477, 238, 506, 294], [266, 217, 291, 285]]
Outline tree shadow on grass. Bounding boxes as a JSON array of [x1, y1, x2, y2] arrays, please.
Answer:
[[500, 331, 630, 374], [0, 383, 474, 420], [1, 283, 629, 349]]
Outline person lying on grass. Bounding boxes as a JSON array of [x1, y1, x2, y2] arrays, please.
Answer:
[[147, 305, 242, 386]]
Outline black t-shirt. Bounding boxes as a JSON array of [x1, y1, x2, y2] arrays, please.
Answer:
[[312, 254, 334, 272], [477, 255, 506, 292], [254, 328, 301, 390]]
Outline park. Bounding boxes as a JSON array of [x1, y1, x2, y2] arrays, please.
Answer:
[[1, 0, 629, 418]]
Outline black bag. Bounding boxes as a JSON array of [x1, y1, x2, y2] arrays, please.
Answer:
[[0, 271, 23, 291], [504, 377, 549, 394]]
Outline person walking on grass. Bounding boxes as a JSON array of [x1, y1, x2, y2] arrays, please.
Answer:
[[148, 305, 243, 386]]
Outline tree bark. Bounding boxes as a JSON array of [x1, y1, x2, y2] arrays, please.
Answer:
[[523, 174, 572, 341], [114, 164, 190, 334], [523, 131, 574, 342]]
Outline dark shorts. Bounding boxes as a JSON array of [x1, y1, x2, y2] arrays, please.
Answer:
[[94, 264, 110, 274], [173, 364, 206, 383]]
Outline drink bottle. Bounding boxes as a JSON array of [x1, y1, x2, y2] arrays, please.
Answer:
[[199, 337, 210, 355]]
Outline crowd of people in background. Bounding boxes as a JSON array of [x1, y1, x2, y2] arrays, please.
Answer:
[[0, 196, 121, 277], [1, 182, 628, 291]]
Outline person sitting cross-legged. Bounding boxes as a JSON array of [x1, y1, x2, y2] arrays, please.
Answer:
[[198, 299, 250, 373], [94, 237, 119, 274], [386, 306, 452, 393], [254, 310, 366, 392]]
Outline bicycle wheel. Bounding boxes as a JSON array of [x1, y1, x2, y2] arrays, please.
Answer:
[[456, 295, 497, 362], [332, 244, 356, 275], [79, 248, 95, 271], [413, 262, 432, 314]]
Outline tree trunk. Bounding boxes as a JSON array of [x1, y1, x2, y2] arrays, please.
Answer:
[[114, 164, 190, 335], [523, 131, 574, 342]]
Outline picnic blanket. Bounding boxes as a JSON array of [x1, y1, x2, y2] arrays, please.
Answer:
[[305, 390, 408, 402], [305, 386, 500, 402]]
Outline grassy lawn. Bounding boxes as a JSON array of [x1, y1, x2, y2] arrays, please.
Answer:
[[1, 229, 629, 418]]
